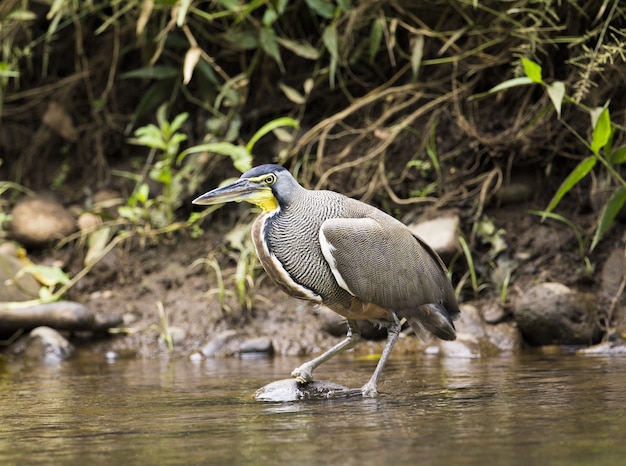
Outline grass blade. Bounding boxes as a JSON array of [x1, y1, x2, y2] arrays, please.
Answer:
[[590, 186, 626, 251], [544, 156, 596, 216]]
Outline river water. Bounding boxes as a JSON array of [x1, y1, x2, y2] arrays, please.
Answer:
[[1, 350, 625, 465]]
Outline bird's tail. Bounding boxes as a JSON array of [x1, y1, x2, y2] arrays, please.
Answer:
[[404, 304, 457, 341]]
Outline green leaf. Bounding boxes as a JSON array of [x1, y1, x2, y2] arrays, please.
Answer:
[[276, 38, 320, 60], [156, 103, 168, 129], [220, 31, 259, 50], [336, 0, 351, 10], [262, 7, 278, 27], [176, 0, 192, 26], [369, 18, 384, 64], [230, 146, 254, 172], [150, 163, 172, 185], [274, 0, 289, 15], [128, 125, 166, 150], [322, 24, 339, 88], [169, 112, 189, 135], [216, 0, 243, 10], [118, 66, 179, 80], [134, 183, 150, 204], [610, 145, 626, 165], [521, 58, 543, 83], [246, 117, 300, 153], [178, 142, 253, 173], [17, 264, 70, 287], [469, 77, 534, 100], [590, 186, 626, 251], [279, 82, 306, 104], [259, 27, 284, 73], [0, 63, 20, 78], [306, 0, 336, 18], [85, 227, 112, 267], [8, 10, 37, 21], [546, 81, 565, 119], [118, 205, 140, 222], [544, 156, 597, 216], [591, 107, 611, 155]]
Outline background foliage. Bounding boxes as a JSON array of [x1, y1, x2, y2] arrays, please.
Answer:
[[1, 0, 626, 307]]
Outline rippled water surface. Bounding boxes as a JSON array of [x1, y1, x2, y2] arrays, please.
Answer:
[[2, 350, 626, 465]]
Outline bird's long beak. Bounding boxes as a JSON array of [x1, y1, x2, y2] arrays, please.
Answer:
[[192, 178, 276, 211]]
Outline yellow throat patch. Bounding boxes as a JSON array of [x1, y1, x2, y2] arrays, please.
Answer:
[[248, 188, 278, 213]]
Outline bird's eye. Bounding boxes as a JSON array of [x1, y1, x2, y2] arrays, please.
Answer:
[[264, 174, 277, 185]]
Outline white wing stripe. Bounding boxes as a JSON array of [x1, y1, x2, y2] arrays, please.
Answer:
[[319, 227, 356, 296]]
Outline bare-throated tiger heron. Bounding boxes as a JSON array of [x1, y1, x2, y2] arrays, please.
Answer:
[[193, 164, 460, 397]]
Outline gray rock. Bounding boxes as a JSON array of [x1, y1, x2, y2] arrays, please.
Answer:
[[454, 304, 487, 338], [485, 322, 523, 352], [482, 304, 509, 324], [255, 379, 358, 402], [201, 329, 240, 357], [20, 326, 74, 362], [408, 215, 460, 262], [513, 282, 602, 346], [240, 336, 274, 355], [10, 196, 77, 248], [601, 248, 625, 297], [437, 304, 521, 356]]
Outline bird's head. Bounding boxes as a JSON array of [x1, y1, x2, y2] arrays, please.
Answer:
[[192, 164, 298, 213]]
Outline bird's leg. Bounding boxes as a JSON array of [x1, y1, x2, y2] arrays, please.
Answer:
[[360, 312, 401, 398], [291, 319, 361, 384]]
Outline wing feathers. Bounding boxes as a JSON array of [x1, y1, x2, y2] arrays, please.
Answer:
[[319, 217, 455, 312]]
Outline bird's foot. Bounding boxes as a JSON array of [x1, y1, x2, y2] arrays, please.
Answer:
[[291, 364, 314, 385], [360, 382, 379, 398]]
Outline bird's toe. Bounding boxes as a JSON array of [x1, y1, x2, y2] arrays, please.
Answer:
[[360, 383, 379, 398], [291, 365, 314, 384]]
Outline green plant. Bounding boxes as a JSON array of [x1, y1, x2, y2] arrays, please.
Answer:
[[0, 8, 36, 115], [177, 116, 299, 173], [457, 235, 480, 300], [193, 222, 261, 320], [475, 57, 626, 252], [157, 300, 173, 353], [123, 104, 191, 229]]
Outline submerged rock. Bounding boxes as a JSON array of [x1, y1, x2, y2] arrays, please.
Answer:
[[255, 378, 359, 402], [578, 333, 626, 355], [18, 326, 74, 362], [513, 282, 602, 346]]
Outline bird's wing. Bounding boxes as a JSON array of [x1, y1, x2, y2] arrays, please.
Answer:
[[319, 217, 452, 311]]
